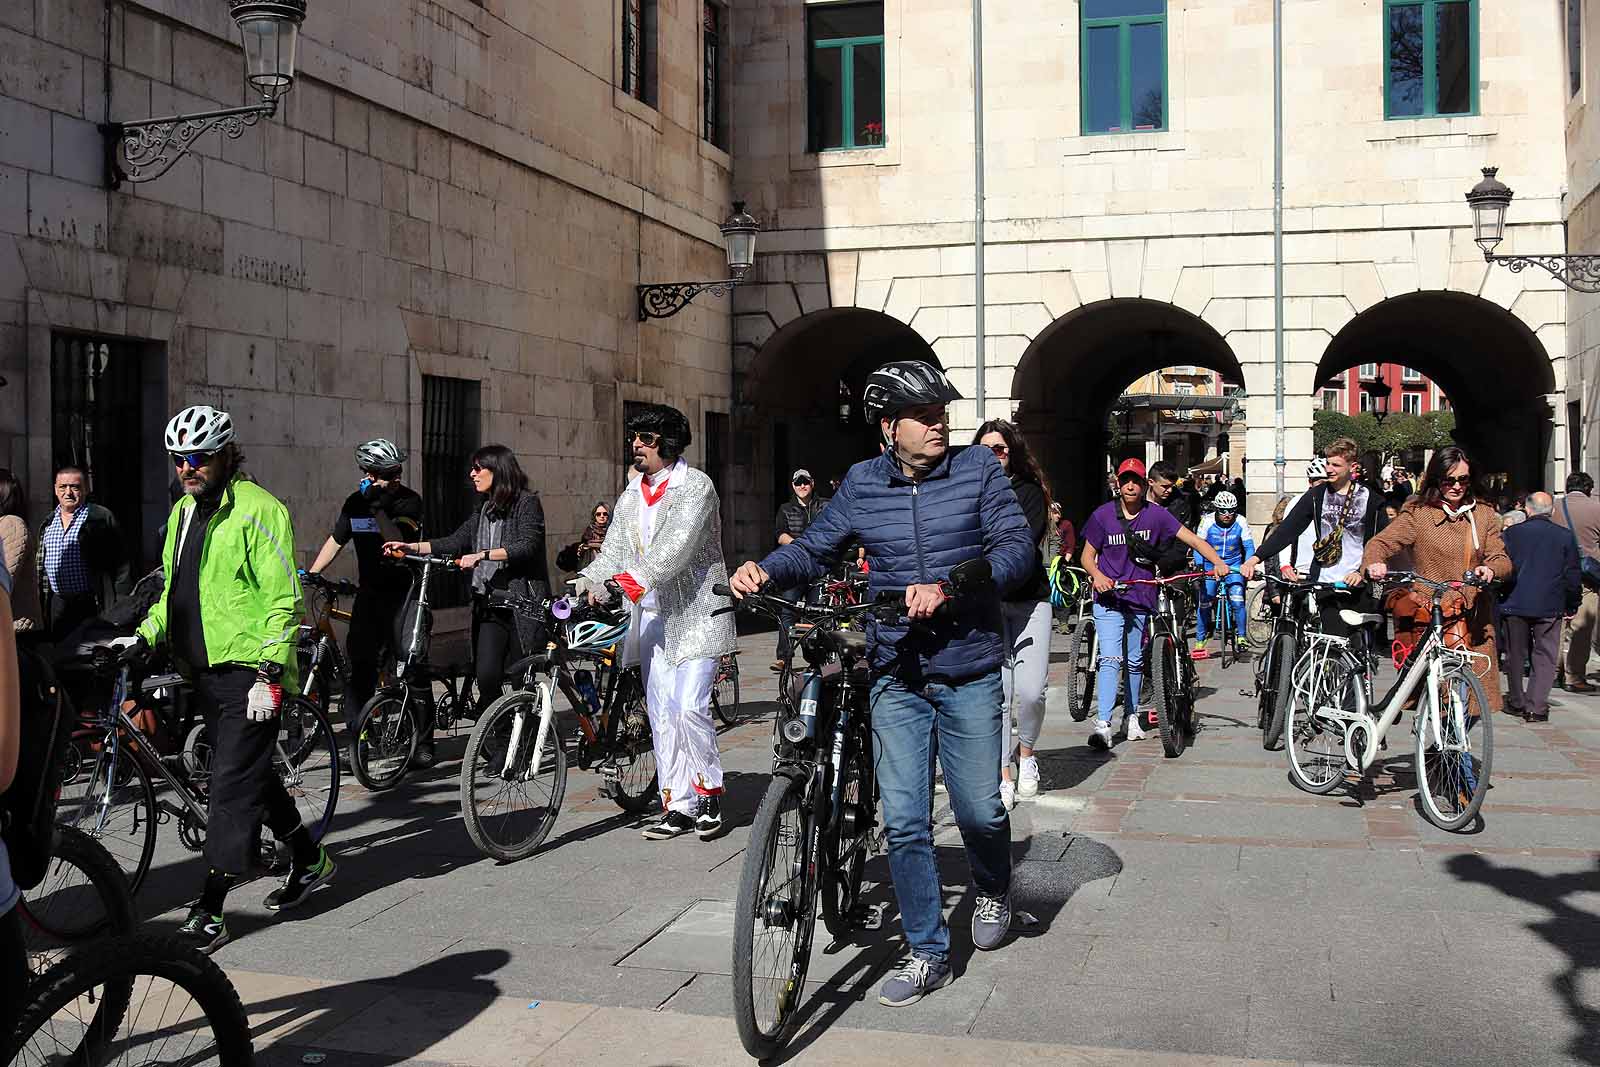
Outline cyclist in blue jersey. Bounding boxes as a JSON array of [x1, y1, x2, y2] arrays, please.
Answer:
[[1192, 490, 1252, 659]]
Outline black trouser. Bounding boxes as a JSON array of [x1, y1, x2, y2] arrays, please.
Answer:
[[472, 605, 524, 716], [0, 903, 26, 1037], [194, 667, 303, 875], [345, 585, 407, 724], [1503, 615, 1560, 716], [45, 591, 98, 641], [1318, 586, 1378, 644]]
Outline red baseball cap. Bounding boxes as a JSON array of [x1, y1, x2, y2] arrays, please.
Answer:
[[1116, 458, 1147, 482]]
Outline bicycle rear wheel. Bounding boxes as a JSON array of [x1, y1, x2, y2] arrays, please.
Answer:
[[1285, 653, 1353, 795], [351, 687, 420, 791], [1151, 634, 1187, 758], [712, 655, 743, 727], [5, 932, 253, 1066], [21, 825, 138, 977], [56, 745, 158, 895], [1245, 585, 1274, 649], [277, 695, 341, 842], [1261, 633, 1295, 750], [606, 672, 659, 814], [460, 687, 568, 861], [1416, 666, 1493, 831], [732, 773, 815, 1060], [1066, 617, 1097, 722]]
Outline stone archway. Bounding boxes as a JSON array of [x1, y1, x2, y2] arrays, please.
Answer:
[[731, 307, 938, 560], [1316, 291, 1557, 493], [1013, 298, 1246, 525]]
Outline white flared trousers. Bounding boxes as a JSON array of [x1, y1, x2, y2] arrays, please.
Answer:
[[637, 608, 723, 814]]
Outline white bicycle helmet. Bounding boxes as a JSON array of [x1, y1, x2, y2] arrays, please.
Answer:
[[355, 438, 407, 471], [164, 405, 235, 452], [1306, 456, 1328, 480], [1213, 490, 1239, 512]]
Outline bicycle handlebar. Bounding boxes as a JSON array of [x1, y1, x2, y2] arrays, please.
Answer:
[[1372, 570, 1490, 592], [386, 550, 459, 567], [713, 583, 906, 624], [299, 571, 358, 598], [1110, 570, 1211, 592]]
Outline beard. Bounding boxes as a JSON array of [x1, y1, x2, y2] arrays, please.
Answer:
[[181, 466, 223, 497]]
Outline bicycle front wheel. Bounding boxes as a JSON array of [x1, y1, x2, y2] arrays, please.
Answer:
[[277, 695, 341, 842], [732, 773, 815, 1060], [21, 825, 138, 977], [1066, 617, 1097, 722], [1416, 666, 1493, 831], [1285, 654, 1353, 795], [5, 933, 254, 1066], [56, 745, 158, 895], [351, 687, 420, 791], [460, 687, 568, 861], [1151, 634, 1187, 758], [1261, 633, 1295, 750], [1218, 600, 1237, 670]]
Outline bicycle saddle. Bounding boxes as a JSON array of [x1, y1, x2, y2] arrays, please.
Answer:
[[1338, 609, 1386, 627], [821, 629, 868, 658]]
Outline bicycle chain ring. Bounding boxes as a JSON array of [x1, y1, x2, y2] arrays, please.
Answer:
[[177, 809, 206, 852]]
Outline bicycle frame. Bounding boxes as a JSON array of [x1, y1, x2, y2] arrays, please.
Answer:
[[77, 666, 210, 835]]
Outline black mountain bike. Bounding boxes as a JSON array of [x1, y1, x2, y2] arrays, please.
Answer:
[[1116, 571, 1207, 758], [722, 558, 992, 1060], [1253, 572, 1341, 749]]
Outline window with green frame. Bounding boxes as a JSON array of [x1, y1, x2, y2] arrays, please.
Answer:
[[807, 2, 885, 151], [1080, 0, 1166, 135], [1384, 0, 1477, 118]]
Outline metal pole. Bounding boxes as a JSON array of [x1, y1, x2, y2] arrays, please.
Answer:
[[1272, 0, 1286, 498], [972, 0, 986, 414]]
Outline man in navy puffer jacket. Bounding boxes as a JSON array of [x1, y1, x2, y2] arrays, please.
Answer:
[[732, 360, 1033, 1008]]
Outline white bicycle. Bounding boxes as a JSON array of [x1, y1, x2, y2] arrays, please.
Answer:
[[1283, 571, 1493, 832]]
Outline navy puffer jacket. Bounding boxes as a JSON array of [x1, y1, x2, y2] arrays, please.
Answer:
[[760, 445, 1033, 681]]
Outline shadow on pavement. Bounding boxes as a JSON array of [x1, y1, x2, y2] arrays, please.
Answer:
[[252, 947, 511, 1065], [1445, 853, 1600, 1066]]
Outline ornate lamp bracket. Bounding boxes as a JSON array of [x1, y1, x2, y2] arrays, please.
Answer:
[[636, 279, 740, 321], [100, 101, 277, 188], [1485, 251, 1600, 294]]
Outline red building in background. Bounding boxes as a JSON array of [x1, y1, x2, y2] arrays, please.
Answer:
[[1319, 363, 1450, 416]]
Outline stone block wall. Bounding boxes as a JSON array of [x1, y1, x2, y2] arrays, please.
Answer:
[[1, 0, 733, 579]]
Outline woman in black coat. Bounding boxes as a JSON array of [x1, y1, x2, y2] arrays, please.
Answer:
[[385, 444, 548, 752]]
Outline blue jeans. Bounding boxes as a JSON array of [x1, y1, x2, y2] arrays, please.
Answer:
[[1092, 602, 1149, 724], [1195, 574, 1246, 643], [871, 671, 1012, 963]]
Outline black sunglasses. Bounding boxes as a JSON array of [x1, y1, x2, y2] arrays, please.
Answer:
[[1440, 475, 1473, 488], [170, 450, 216, 469], [793, 477, 812, 486]]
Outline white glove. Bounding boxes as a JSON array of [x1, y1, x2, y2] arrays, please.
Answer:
[[573, 575, 613, 606], [107, 636, 141, 651], [247, 680, 283, 722]]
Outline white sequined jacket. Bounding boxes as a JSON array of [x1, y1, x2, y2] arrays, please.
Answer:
[[579, 461, 736, 667]]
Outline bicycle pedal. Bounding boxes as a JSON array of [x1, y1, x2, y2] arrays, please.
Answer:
[[859, 902, 887, 930]]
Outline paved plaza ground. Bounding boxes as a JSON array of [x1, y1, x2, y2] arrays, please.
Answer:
[[125, 628, 1600, 1066]]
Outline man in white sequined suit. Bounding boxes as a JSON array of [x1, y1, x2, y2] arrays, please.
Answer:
[[578, 404, 737, 840]]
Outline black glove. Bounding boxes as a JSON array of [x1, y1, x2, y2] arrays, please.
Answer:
[[115, 635, 150, 666]]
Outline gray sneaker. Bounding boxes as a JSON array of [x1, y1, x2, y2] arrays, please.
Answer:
[[971, 891, 1012, 950], [878, 954, 952, 1007]]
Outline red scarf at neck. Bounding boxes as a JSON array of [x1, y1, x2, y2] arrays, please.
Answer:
[[640, 471, 669, 507]]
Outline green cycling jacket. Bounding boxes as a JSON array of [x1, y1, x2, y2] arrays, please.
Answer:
[[138, 476, 303, 686]]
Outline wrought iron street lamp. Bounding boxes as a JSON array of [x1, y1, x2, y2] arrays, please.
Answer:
[[1361, 372, 1391, 426], [638, 202, 760, 321], [101, 0, 308, 187], [1467, 166, 1600, 292]]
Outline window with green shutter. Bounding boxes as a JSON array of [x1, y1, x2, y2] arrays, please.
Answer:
[[807, 2, 885, 151], [1080, 0, 1167, 135], [1384, 0, 1477, 118]]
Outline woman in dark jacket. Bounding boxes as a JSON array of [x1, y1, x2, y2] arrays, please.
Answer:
[[974, 420, 1053, 810], [385, 444, 549, 735]]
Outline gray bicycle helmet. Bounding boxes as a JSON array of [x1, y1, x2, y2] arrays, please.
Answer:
[[355, 437, 406, 472], [164, 405, 235, 452], [861, 360, 962, 427]]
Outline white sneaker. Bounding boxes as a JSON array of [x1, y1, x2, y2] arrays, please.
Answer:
[[1125, 713, 1149, 742], [1088, 721, 1113, 751], [999, 777, 1017, 811], [1017, 755, 1041, 798]]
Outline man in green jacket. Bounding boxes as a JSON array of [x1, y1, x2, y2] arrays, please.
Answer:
[[128, 405, 334, 952]]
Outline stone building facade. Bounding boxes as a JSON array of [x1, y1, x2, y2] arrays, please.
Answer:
[[1567, 0, 1600, 479], [729, 0, 1571, 525], [0, 0, 736, 578]]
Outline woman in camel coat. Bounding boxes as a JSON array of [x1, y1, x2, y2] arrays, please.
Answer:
[[1361, 446, 1512, 711]]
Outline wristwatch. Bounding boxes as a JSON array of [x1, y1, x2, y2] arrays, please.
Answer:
[[256, 660, 284, 684]]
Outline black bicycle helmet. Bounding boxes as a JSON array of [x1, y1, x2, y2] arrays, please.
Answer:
[[627, 403, 692, 462], [861, 360, 962, 426]]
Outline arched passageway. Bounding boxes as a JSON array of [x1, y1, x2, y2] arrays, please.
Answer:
[[1013, 299, 1245, 525], [733, 308, 938, 559], [1316, 292, 1556, 494]]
